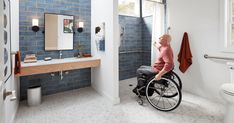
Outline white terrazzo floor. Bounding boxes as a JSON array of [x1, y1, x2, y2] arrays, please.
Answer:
[[14, 78, 225, 123]]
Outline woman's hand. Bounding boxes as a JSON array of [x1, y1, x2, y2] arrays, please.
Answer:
[[154, 74, 162, 80]]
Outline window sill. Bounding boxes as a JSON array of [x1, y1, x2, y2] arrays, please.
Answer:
[[220, 48, 234, 53]]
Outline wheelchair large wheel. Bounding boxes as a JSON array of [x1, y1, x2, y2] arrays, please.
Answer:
[[163, 71, 182, 90], [147, 76, 178, 98], [171, 71, 182, 90], [146, 77, 182, 112]]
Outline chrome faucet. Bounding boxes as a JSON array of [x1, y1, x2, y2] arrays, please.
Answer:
[[59, 50, 62, 59]]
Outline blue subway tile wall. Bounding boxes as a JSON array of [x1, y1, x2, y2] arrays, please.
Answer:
[[142, 16, 152, 66], [20, 69, 91, 100], [19, 0, 91, 60], [119, 52, 143, 80], [119, 15, 143, 80], [119, 15, 152, 80], [19, 0, 91, 100], [119, 16, 143, 52]]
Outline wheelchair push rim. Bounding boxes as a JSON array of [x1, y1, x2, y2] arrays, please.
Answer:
[[163, 71, 182, 90], [171, 71, 182, 90], [146, 77, 182, 112]]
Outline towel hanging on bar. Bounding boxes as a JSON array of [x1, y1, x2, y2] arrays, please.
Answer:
[[178, 32, 193, 73]]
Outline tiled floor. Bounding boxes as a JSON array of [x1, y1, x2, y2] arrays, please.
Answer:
[[14, 78, 225, 123]]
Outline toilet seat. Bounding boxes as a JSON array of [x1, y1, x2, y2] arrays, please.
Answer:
[[221, 83, 234, 96]]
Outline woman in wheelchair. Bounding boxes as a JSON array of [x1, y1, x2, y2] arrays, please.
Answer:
[[132, 34, 182, 111]]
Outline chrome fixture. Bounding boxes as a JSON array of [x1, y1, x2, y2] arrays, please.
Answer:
[[50, 73, 55, 76], [60, 71, 63, 80], [59, 50, 63, 59], [50, 71, 69, 80], [3, 89, 16, 101], [204, 54, 234, 61], [64, 71, 69, 75]]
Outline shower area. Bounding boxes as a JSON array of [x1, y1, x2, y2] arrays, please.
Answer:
[[118, 0, 165, 80]]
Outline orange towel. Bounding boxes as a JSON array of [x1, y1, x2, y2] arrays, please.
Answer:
[[178, 32, 192, 73]]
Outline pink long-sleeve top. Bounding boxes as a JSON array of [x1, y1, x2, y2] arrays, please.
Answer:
[[153, 45, 174, 72]]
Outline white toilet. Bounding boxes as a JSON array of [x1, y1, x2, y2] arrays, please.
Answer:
[[220, 62, 234, 123]]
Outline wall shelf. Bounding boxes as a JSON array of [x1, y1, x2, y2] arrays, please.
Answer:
[[16, 57, 101, 77]]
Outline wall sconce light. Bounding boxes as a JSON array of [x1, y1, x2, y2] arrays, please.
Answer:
[[77, 22, 84, 33], [32, 19, 40, 32]]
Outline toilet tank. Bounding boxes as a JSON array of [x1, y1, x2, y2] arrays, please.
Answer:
[[227, 62, 234, 83]]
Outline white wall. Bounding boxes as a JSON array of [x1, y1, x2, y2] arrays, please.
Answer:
[[168, 0, 233, 102], [91, 0, 120, 104], [4, 0, 20, 123]]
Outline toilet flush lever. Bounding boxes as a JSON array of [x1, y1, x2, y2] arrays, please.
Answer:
[[3, 89, 17, 101]]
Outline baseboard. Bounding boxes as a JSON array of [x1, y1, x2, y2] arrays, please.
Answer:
[[10, 102, 18, 123]]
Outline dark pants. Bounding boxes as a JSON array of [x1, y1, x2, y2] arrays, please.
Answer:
[[137, 65, 173, 79], [135, 65, 172, 89], [133, 66, 156, 95], [135, 66, 156, 88], [137, 66, 156, 77]]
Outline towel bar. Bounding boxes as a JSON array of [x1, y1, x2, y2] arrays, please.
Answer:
[[10, 51, 17, 55], [204, 54, 234, 61]]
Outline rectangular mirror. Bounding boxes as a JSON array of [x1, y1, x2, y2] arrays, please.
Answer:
[[45, 13, 74, 51]]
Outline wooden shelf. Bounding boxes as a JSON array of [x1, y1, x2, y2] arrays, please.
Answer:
[[16, 57, 100, 77]]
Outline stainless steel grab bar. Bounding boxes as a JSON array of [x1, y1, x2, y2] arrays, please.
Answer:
[[11, 51, 17, 55], [204, 54, 234, 61], [119, 50, 151, 54]]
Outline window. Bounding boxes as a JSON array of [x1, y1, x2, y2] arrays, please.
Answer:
[[231, 1, 234, 46], [221, 0, 234, 51], [142, 0, 154, 17], [118, 0, 140, 17], [142, 0, 164, 17]]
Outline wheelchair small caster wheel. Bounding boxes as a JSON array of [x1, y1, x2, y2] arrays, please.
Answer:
[[137, 99, 143, 105]]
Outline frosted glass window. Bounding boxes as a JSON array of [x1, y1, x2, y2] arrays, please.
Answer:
[[142, 0, 154, 17], [118, 0, 140, 17], [142, 0, 164, 17], [232, 24, 234, 46], [232, 0, 234, 46]]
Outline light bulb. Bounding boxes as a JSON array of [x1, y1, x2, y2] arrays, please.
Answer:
[[79, 22, 84, 28], [32, 19, 39, 26]]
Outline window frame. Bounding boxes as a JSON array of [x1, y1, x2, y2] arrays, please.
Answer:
[[118, 0, 166, 18], [118, 0, 141, 17], [142, 0, 155, 17], [221, 0, 234, 52]]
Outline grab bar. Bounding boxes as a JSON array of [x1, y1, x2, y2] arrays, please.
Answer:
[[11, 51, 17, 55], [204, 54, 234, 61], [119, 50, 151, 54]]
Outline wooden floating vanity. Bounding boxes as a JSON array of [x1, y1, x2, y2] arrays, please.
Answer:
[[16, 57, 101, 76]]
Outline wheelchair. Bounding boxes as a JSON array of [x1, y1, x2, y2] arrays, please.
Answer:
[[132, 66, 182, 112]]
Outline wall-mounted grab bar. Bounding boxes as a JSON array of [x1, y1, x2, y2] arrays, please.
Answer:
[[204, 54, 234, 61], [11, 51, 17, 55], [119, 50, 151, 54]]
